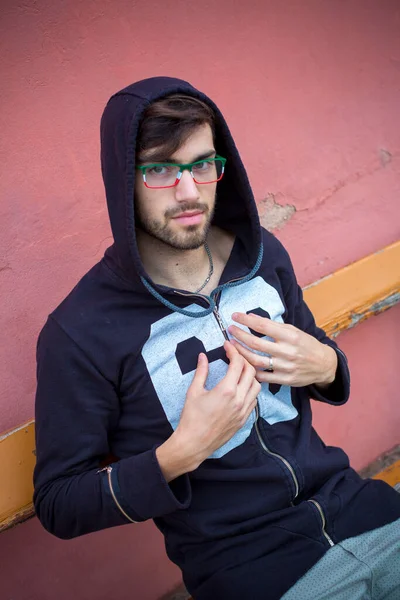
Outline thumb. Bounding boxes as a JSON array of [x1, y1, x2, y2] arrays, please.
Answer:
[[190, 353, 209, 391]]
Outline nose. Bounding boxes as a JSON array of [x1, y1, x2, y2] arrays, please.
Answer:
[[174, 169, 200, 202]]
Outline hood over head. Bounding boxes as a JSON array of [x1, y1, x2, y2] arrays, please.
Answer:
[[100, 76, 262, 309]]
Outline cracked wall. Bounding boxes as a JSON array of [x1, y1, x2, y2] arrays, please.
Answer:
[[258, 194, 296, 231]]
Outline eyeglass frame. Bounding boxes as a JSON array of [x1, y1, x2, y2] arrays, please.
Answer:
[[136, 155, 227, 189]]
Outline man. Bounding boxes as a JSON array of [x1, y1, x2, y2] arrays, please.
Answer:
[[34, 77, 400, 599]]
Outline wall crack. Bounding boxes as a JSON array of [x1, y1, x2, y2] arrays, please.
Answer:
[[297, 148, 399, 214], [257, 194, 296, 231]]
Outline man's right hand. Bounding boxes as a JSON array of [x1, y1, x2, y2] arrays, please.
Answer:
[[156, 341, 261, 482]]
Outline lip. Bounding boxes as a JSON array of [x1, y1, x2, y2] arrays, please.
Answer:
[[172, 211, 204, 226]]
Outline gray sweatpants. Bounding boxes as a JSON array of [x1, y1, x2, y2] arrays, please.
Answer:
[[281, 518, 400, 600]]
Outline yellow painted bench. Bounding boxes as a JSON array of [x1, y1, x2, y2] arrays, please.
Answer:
[[1, 241, 399, 533], [373, 461, 400, 488]]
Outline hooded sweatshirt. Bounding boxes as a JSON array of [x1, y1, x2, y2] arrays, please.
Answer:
[[34, 77, 400, 600]]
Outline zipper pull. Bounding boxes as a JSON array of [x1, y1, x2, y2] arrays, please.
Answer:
[[97, 465, 112, 474], [213, 307, 227, 335]]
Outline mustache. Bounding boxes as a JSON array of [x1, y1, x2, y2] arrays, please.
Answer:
[[165, 202, 209, 219]]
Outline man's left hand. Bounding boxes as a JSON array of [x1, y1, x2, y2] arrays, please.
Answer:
[[228, 312, 338, 389]]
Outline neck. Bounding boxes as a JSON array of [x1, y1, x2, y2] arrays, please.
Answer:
[[136, 228, 213, 291]]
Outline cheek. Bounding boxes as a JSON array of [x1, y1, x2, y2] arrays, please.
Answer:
[[135, 189, 168, 224], [201, 183, 217, 204], [134, 181, 144, 214], [135, 181, 151, 217]]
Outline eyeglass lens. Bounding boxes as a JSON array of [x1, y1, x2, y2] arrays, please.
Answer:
[[144, 159, 224, 188]]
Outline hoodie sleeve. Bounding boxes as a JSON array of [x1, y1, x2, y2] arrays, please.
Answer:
[[34, 316, 191, 540], [274, 237, 350, 406], [291, 283, 350, 405]]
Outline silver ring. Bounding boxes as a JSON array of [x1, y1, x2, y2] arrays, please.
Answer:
[[265, 356, 274, 373]]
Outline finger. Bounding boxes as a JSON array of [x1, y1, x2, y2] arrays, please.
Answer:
[[242, 401, 258, 425], [189, 353, 209, 391], [255, 369, 291, 386], [228, 325, 276, 353], [232, 340, 294, 376], [222, 341, 246, 386], [232, 312, 293, 342], [247, 378, 262, 403], [237, 360, 257, 396], [231, 339, 270, 369], [229, 325, 278, 355], [243, 381, 261, 418]]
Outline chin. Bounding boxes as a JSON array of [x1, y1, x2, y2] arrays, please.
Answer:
[[139, 217, 211, 251], [157, 220, 209, 250], [169, 229, 208, 250]]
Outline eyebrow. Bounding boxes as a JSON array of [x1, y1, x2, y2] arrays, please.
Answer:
[[137, 149, 216, 165]]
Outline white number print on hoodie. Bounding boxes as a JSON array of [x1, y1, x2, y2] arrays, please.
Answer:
[[142, 276, 298, 458]]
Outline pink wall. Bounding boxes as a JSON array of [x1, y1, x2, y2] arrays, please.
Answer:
[[0, 517, 182, 600], [313, 304, 400, 472], [1, 1, 399, 598]]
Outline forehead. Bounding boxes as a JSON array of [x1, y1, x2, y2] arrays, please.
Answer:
[[138, 123, 215, 164]]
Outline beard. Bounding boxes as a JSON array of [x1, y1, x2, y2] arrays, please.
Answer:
[[135, 200, 215, 250]]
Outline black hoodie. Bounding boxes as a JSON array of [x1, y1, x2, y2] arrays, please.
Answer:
[[34, 77, 400, 600]]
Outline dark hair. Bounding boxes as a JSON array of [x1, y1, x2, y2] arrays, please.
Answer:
[[136, 94, 216, 160]]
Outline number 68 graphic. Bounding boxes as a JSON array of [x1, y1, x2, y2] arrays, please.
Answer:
[[142, 277, 298, 458]]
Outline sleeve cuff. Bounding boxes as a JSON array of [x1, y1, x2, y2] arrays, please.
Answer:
[[113, 448, 192, 521], [308, 346, 350, 405]]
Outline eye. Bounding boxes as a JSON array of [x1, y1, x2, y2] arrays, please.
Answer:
[[148, 165, 171, 176], [192, 161, 212, 172]]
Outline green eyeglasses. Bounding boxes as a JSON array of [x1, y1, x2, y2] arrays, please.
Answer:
[[136, 155, 227, 189]]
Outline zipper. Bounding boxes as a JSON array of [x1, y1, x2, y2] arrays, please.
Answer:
[[308, 499, 335, 547], [254, 405, 299, 500], [211, 289, 229, 340], [98, 465, 138, 524], [213, 304, 229, 340], [174, 289, 229, 342], [212, 298, 300, 503]]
